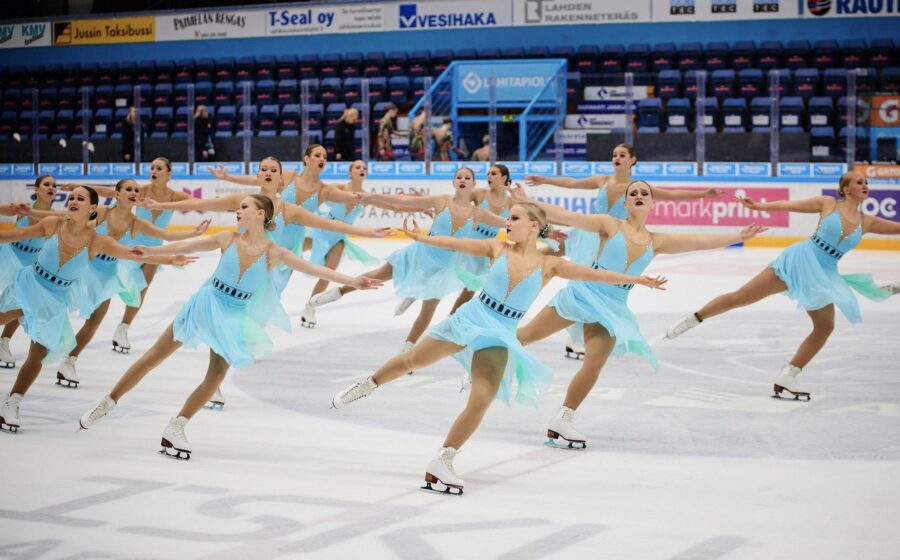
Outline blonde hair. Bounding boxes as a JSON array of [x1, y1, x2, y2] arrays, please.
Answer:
[[837, 171, 858, 198], [194, 105, 209, 119], [515, 202, 551, 238], [249, 194, 277, 232], [338, 107, 359, 123]]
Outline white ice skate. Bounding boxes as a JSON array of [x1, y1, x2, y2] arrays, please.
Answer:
[[564, 334, 584, 360], [546, 406, 587, 449], [300, 302, 317, 328], [665, 313, 700, 339], [0, 337, 14, 368], [423, 447, 464, 495], [394, 297, 416, 317], [880, 281, 900, 295], [207, 387, 225, 410], [112, 323, 131, 353], [309, 287, 343, 308], [78, 395, 117, 430], [160, 416, 192, 459], [332, 376, 378, 409], [772, 364, 811, 401], [400, 340, 415, 375], [56, 356, 80, 388], [0, 393, 23, 433]]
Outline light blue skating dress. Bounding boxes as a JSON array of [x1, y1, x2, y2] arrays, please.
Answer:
[[430, 249, 552, 406], [549, 225, 658, 370], [0, 230, 90, 362], [309, 201, 378, 267], [74, 217, 146, 317], [769, 209, 890, 323], [281, 184, 321, 253], [454, 198, 509, 291], [172, 239, 289, 368], [386, 206, 472, 300], [0, 213, 46, 289], [134, 206, 174, 247], [566, 184, 627, 266]]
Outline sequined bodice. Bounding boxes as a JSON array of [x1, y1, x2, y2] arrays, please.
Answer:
[[472, 198, 509, 239], [32, 234, 90, 292], [429, 207, 474, 239], [478, 251, 543, 322], [595, 185, 627, 218], [209, 243, 269, 304], [809, 210, 862, 262]]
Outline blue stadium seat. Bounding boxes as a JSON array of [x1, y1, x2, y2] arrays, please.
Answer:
[[697, 97, 718, 128], [737, 69, 763, 98], [2, 88, 20, 112], [637, 126, 660, 134], [97, 62, 116, 86], [705, 42, 729, 71], [666, 126, 689, 133], [722, 98, 747, 129], [95, 85, 114, 109], [779, 97, 804, 128], [823, 68, 847, 98], [153, 106, 173, 135], [626, 43, 651, 72], [80, 63, 98, 87], [320, 53, 341, 79], [259, 105, 279, 132], [214, 81, 234, 106], [325, 103, 345, 129], [637, 98, 662, 128], [456, 48, 477, 60], [135, 60, 155, 85], [388, 51, 412, 77], [666, 98, 691, 128], [341, 52, 363, 78], [749, 97, 773, 129], [431, 50, 453, 76], [757, 41, 783, 71], [599, 44, 623, 73], [656, 70, 682, 100], [194, 58, 214, 82], [502, 47, 525, 58], [195, 81, 212, 106], [298, 78, 319, 103], [879, 67, 900, 91], [320, 77, 342, 104], [566, 72, 581, 101], [785, 41, 811, 70], [116, 62, 135, 85], [153, 83, 172, 106], [54, 110, 73, 138], [793, 68, 820, 98], [869, 38, 895, 68], [363, 52, 384, 78], [836, 97, 855, 128], [281, 104, 301, 131], [677, 42, 703, 72], [172, 106, 190, 135], [367, 77, 387, 103], [526, 46, 550, 59], [648, 43, 672, 72], [281, 129, 299, 137], [574, 45, 599, 73], [37, 109, 54, 136], [175, 59, 194, 84], [810, 127, 836, 158], [813, 40, 838, 69], [730, 41, 755, 70], [61, 63, 80, 87], [478, 48, 501, 60], [254, 80, 276, 106], [38, 87, 56, 111], [155, 60, 175, 84], [765, 69, 791, 97], [299, 54, 319, 79], [215, 57, 236, 82], [256, 55, 276, 81], [306, 103, 324, 130], [807, 96, 834, 128], [412, 77, 429, 99], [683, 70, 704, 99], [277, 79, 297, 106], [343, 77, 362, 104], [94, 108, 113, 137], [388, 76, 409, 104], [854, 68, 876, 94], [711, 70, 735, 99], [215, 105, 236, 134], [276, 55, 297, 81], [238, 105, 258, 129], [173, 83, 189, 107]]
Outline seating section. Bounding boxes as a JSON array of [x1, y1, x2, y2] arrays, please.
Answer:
[[1, 39, 897, 162]]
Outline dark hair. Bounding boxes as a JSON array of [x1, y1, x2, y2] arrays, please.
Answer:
[[492, 164, 511, 186], [34, 174, 56, 188], [627, 179, 655, 198], [615, 143, 636, 159], [261, 155, 283, 174], [152, 157, 172, 172], [303, 145, 325, 159], [114, 178, 137, 192], [249, 194, 277, 232], [76, 185, 100, 221]]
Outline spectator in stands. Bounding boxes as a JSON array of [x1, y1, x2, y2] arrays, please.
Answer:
[[194, 105, 213, 162], [407, 112, 427, 161], [333, 107, 359, 162], [471, 134, 492, 162], [432, 117, 465, 161], [121, 106, 137, 162], [376, 104, 405, 161]]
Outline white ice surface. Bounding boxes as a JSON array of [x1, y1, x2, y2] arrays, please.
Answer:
[[2, 240, 899, 560]]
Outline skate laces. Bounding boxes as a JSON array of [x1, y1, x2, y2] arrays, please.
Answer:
[[561, 407, 575, 423], [440, 449, 459, 477], [342, 378, 374, 404], [86, 400, 111, 423], [171, 419, 188, 442]]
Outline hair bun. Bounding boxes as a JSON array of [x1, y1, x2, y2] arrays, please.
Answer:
[[539, 224, 551, 238]]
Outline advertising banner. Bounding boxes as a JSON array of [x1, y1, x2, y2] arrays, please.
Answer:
[[652, 0, 796, 21], [0, 21, 51, 49], [455, 60, 564, 103], [583, 86, 650, 101], [265, 3, 384, 35], [647, 187, 790, 226], [565, 114, 628, 129], [390, 1, 511, 30], [824, 188, 900, 222], [512, 0, 651, 25], [858, 164, 900, 181], [156, 10, 263, 41], [802, 0, 900, 18], [869, 96, 900, 128], [53, 17, 155, 45]]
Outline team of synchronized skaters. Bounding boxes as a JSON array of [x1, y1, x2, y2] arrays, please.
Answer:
[[1, 144, 898, 495]]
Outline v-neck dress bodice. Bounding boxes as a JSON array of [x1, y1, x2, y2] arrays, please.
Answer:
[[309, 200, 379, 268], [567, 183, 628, 267]]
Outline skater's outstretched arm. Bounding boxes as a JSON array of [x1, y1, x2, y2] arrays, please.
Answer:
[[209, 164, 289, 186], [654, 224, 768, 255], [738, 194, 830, 214], [525, 174, 603, 190], [508, 183, 616, 232], [0, 215, 57, 243], [473, 206, 508, 229], [863, 215, 900, 236], [4, 203, 64, 219], [60, 182, 120, 198], [142, 192, 244, 213], [546, 255, 667, 290], [359, 192, 447, 212], [131, 231, 230, 256], [400, 217, 499, 258], [655, 186, 724, 200], [133, 217, 212, 242], [283, 203, 393, 238], [92, 235, 196, 267], [270, 245, 384, 290]]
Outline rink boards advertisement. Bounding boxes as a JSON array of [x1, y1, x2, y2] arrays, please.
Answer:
[[3, 178, 899, 246]]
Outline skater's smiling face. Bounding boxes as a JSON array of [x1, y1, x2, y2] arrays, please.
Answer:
[[453, 168, 476, 194], [149, 158, 171, 185], [115, 179, 140, 208], [839, 172, 869, 201], [612, 144, 636, 172], [34, 175, 58, 203], [257, 157, 283, 193], [624, 181, 654, 213]]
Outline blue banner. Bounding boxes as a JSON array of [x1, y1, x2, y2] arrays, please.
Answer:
[[455, 60, 565, 104], [778, 163, 812, 177]]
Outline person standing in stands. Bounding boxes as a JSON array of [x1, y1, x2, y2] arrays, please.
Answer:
[[333, 107, 359, 162], [376, 104, 406, 161], [194, 105, 213, 162]]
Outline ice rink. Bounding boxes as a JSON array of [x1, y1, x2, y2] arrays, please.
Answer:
[[2, 239, 899, 560]]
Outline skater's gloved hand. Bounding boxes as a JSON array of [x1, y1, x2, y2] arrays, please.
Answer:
[[400, 216, 422, 240], [169, 255, 198, 266], [739, 224, 768, 240], [352, 276, 384, 290], [640, 275, 668, 290]]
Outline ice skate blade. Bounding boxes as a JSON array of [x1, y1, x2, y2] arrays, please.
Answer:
[[421, 474, 463, 496], [545, 430, 586, 449], [772, 390, 811, 401], [160, 438, 191, 460], [300, 319, 316, 329], [0, 361, 13, 369], [55, 372, 79, 388], [205, 402, 225, 411], [112, 344, 130, 354], [564, 347, 584, 360], [0, 422, 19, 434]]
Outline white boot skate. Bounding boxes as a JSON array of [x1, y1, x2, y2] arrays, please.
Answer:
[[112, 323, 130, 353], [0, 337, 14, 368], [880, 281, 900, 295], [332, 376, 378, 409], [0, 393, 23, 433], [300, 302, 317, 328], [207, 387, 225, 410], [394, 297, 416, 317], [546, 406, 587, 449], [772, 364, 811, 401], [160, 416, 192, 460], [56, 356, 80, 388], [423, 447, 464, 495], [665, 313, 700, 339], [309, 286, 343, 308], [400, 340, 415, 375], [564, 334, 584, 360], [78, 395, 117, 430]]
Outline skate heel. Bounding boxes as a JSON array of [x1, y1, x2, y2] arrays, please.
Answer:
[[112, 342, 130, 354], [56, 372, 79, 388], [772, 384, 811, 401], [0, 419, 18, 433], [421, 472, 463, 496], [159, 438, 191, 460], [547, 429, 560, 440], [564, 346, 584, 360], [0, 360, 12, 369]]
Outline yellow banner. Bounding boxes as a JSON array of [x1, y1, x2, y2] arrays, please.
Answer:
[[53, 16, 155, 45]]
